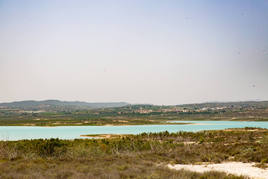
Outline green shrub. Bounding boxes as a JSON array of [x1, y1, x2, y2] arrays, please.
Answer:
[[34, 138, 65, 156]]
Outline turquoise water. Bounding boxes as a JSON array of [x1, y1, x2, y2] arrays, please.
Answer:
[[1, 121, 268, 141]]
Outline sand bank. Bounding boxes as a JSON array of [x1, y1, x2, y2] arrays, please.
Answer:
[[168, 162, 268, 179]]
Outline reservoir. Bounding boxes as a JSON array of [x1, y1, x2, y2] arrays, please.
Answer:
[[1, 121, 268, 141]]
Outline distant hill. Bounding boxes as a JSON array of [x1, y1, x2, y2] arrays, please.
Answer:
[[0, 100, 129, 111], [1, 100, 267, 112], [176, 101, 268, 109]]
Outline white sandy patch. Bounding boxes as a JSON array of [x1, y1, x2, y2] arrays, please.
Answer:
[[168, 162, 268, 179]]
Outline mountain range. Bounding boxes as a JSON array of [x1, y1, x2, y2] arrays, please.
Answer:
[[0, 100, 129, 111]]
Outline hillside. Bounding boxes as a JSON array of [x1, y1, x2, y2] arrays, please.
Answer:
[[0, 100, 128, 111]]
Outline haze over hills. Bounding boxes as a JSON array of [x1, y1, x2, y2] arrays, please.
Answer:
[[176, 101, 268, 108], [1, 100, 268, 112], [0, 100, 129, 111]]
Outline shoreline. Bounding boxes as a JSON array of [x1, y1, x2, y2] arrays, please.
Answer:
[[0, 122, 193, 127], [80, 134, 133, 139], [1, 119, 268, 127]]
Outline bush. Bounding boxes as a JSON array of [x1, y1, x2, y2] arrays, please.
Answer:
[[34, 138, 65, 156]]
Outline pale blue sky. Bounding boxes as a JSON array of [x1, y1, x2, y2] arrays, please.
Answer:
[[0, 0, 268, 104]]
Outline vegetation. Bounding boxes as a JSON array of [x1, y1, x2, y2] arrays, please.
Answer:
[[1, 128, 267, 178], [0, 101, 268, 126]]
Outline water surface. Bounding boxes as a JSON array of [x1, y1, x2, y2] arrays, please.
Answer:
[[1, 121, 268, 141]]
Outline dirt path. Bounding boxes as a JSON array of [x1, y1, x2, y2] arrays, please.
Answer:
[[168, 162, 268, 179]]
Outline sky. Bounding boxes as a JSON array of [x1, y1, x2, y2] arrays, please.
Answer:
[[0, 0, 268, 105]]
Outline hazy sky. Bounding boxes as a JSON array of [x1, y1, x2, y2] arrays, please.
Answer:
[[0, 0, 268, 105]]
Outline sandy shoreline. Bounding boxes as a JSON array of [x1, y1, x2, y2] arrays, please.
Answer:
[[80, 134, 133, 139], [168, 162, 268, 179], [1, 122, 193, 127]]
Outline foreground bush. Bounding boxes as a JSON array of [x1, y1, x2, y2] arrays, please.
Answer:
[[0, 128, 266, 178]]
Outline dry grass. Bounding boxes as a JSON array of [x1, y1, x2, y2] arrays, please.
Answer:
[[1, 128, 266, 178]]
